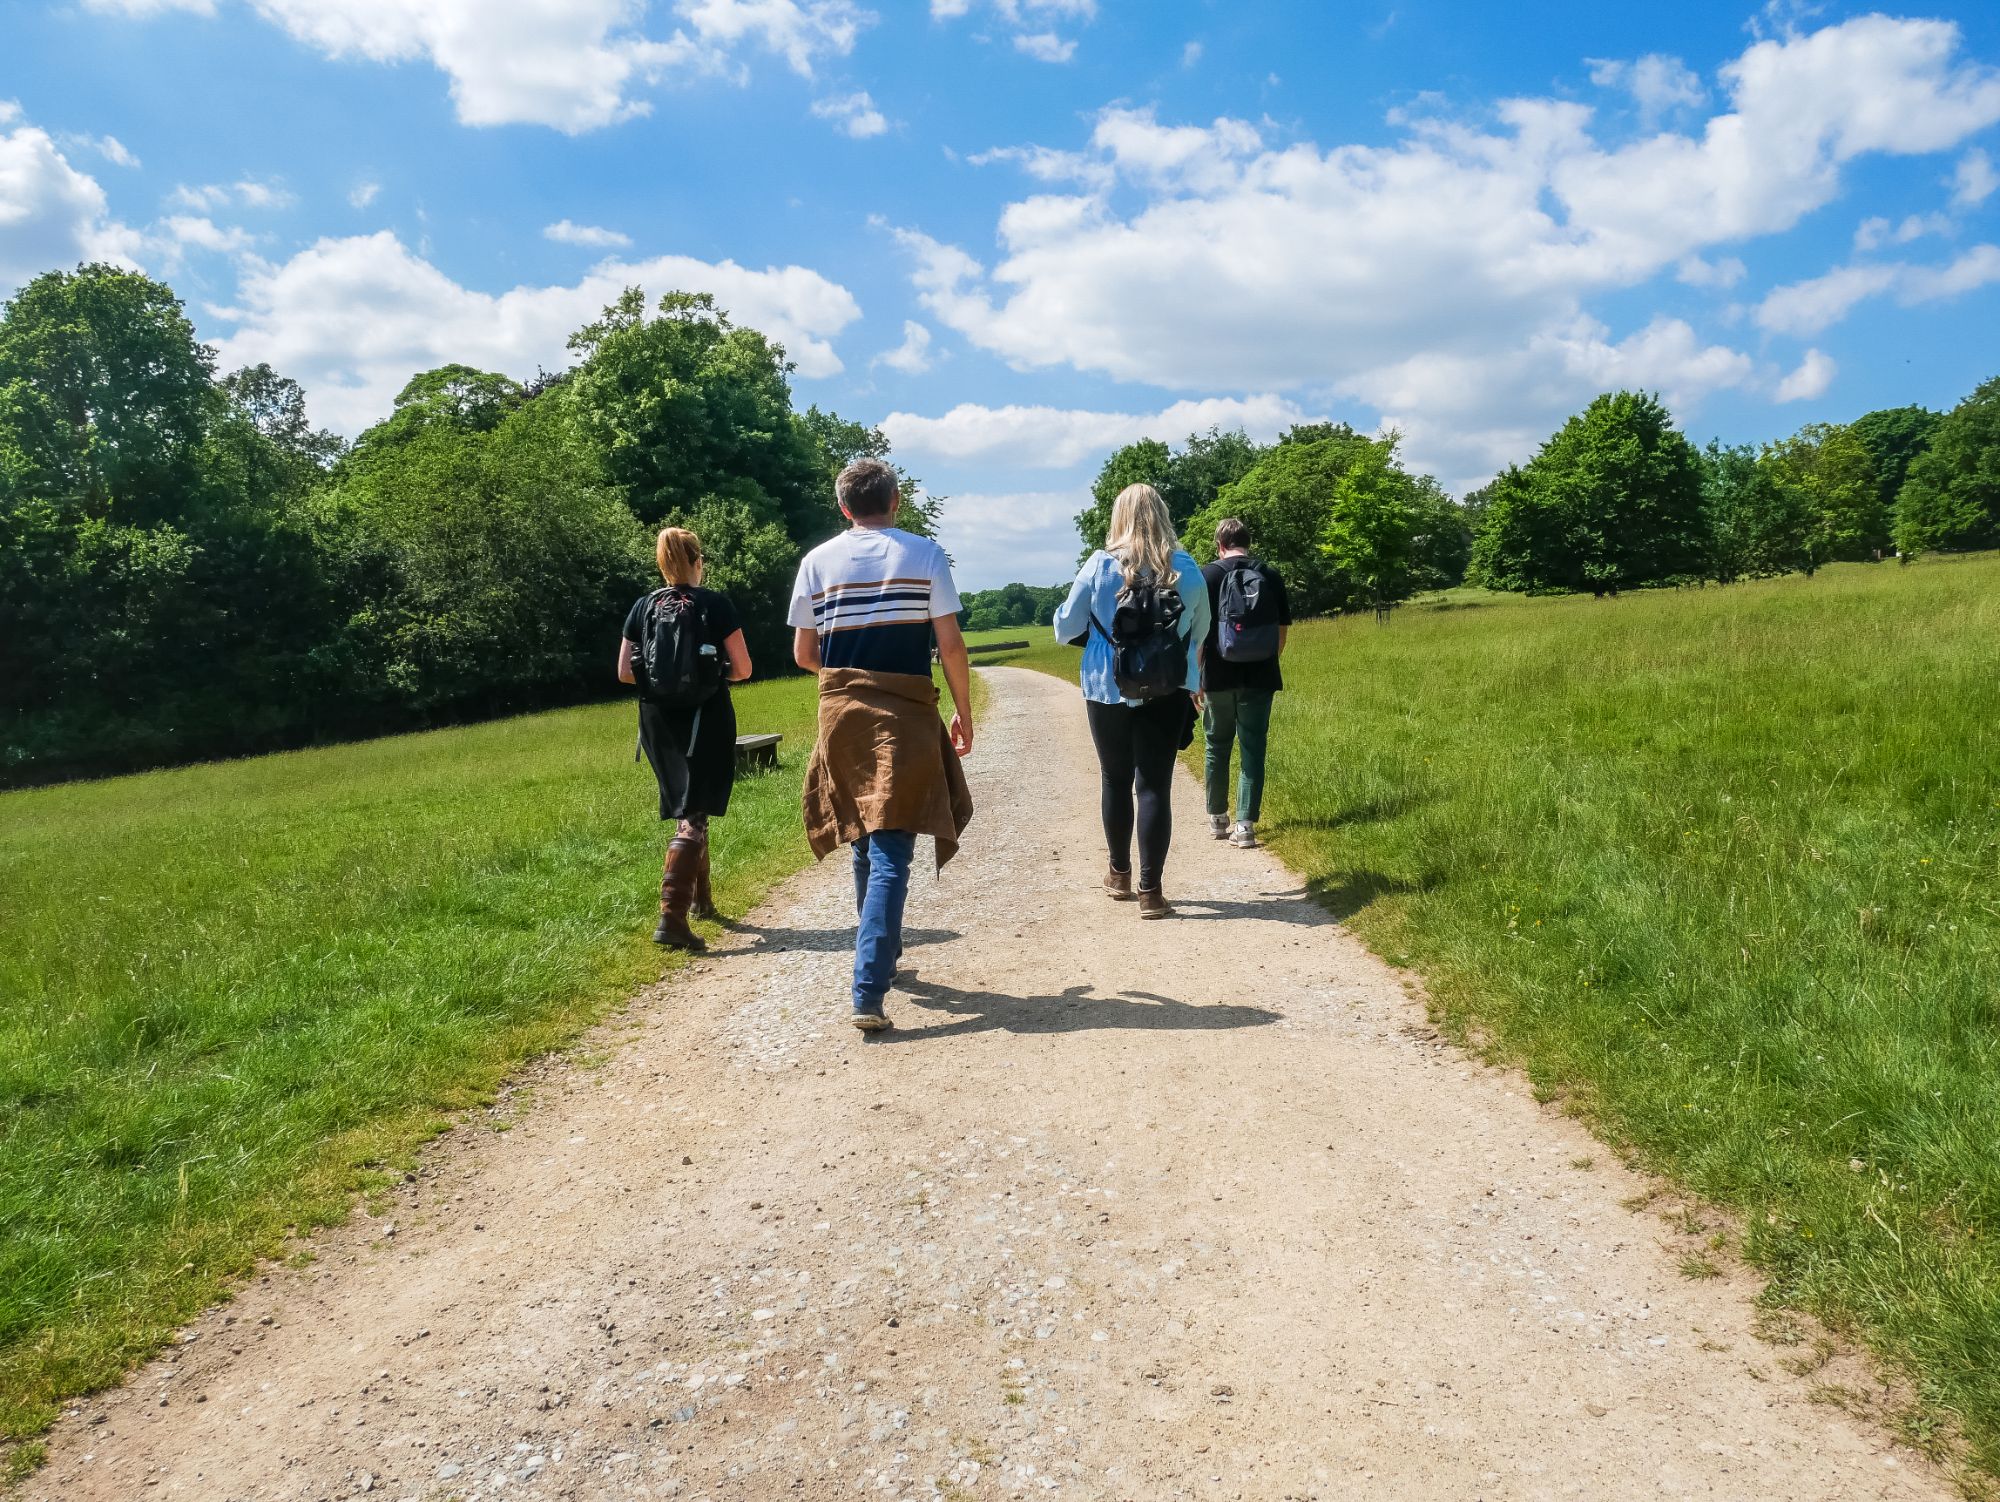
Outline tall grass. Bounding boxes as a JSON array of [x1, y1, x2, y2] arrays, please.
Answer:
[[0, 678, 820, 1452], [988, 557, 2000, 1475]]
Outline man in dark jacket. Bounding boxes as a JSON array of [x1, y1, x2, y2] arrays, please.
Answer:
[[1198, 518, 1291, 848]]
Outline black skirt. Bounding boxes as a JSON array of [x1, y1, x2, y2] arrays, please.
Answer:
[[637, 689, 737, 821]]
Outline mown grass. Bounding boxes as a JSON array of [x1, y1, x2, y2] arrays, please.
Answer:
[[989, 556, 2000, 1479], [0, 677, 821, 1459]]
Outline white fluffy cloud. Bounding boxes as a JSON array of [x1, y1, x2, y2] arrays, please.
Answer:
[[0, 115, 143, 294], [1588, 53, 1706, 126], [211, 230, 861, 433], [1953, 147, 1998, 208], [170, 179, 296, 212], [934, 0, 1092, 64], [875, 319, 933, 373], [1774, 348, 1837, 403], [1013, 33, 1074, 64], [880, 394, 1316, 470], [89, 0, 871, 133], [934, 490, 1090, 589], [811, 90, 888, 138], [896, 16, 2000, 487], [1756, 246, 2000, 335], [544, 218, 633, 248]]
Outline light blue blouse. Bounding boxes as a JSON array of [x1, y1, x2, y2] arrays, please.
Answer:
[[1051, 549, 1212, 706]]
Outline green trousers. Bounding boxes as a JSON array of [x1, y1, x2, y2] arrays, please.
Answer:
[[1202, 689, 1275, 821]]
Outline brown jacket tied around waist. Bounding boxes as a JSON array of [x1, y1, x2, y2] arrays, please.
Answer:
[[803, 667, 974, 870]]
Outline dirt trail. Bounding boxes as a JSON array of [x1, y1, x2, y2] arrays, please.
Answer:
[[30, 665, 1948, 1502]]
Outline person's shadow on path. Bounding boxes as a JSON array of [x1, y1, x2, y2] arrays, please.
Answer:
[[877, 973, 1281, 1042], [720, 923, 962, 955]]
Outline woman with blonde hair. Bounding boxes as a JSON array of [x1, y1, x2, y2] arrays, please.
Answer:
[[1051, 484, 1210, 917], [618, 527, 752, 950]]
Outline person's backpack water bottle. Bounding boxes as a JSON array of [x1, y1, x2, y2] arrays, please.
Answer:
[[1094, 566, 1188, 700], [1217, 561, 1279, 663], [635, 587, 722, 709]]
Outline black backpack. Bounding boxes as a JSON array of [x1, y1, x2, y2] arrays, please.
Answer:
[[633, 588, 722, 709], [1217, 560, 1280, 663], [1092, 566, 1188, 700]]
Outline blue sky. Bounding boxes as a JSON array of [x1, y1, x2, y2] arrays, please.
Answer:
[[5, 0, 1999, 589]]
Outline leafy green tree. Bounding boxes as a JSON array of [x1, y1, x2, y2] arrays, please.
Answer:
[[1760, 422, 1883, 571], [1701, 440, 1808, 582], [1849, 405, 1941, 521], [798, 404, 941, 539], [1076, 428, 1265, 556], [658, 495, 801, 673], [1186, 427, 1380, 614], [0, 264, 214, 523], [1323, 439, 1418, 618], [1470, 391, 1706, 595], [1076, 438, 1172, 556], [321, 394, 649, 713], [1407, 476, 1473, 592], [1892, 376, 2000, 554], [565, 289, 823, 540], [344, 365, 521, 467]]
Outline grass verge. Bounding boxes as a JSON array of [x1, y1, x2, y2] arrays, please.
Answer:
[[0, 677, 820, 1463], [981, 558, 2000, 1480]]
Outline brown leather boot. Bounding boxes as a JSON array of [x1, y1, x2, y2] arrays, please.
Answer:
[[1138, 887, 1172, 920], [692, 840, 719, 921], [654, 836, 707, 951], [1103, 865, 1134, 901]]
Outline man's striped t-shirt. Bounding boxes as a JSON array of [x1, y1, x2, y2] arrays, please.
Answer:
[[787, 525, 962, 677]]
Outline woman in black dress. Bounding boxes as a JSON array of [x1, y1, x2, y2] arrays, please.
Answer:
[[618, 527, 752, 950]]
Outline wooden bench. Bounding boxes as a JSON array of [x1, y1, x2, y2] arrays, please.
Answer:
[[735, 733, 782, 770]]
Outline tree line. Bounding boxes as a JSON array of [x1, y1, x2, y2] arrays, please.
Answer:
[[0, 265, 933, 785], [1057, 377, 1999, 614]]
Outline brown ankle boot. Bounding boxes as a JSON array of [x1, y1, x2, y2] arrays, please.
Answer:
[[692, 841, 718, 920], [1103, 865, 1134, 901], [1138, 887, 1172, 920], [654, 836, 707, 951]]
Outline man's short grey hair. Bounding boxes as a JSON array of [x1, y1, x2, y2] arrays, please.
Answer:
[[837, 458, 900, 518]]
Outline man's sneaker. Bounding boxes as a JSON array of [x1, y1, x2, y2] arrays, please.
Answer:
[[1229, 821, 1259, 848], [1208, 814, 1230, 839], [852, 1000, 892, 1032]]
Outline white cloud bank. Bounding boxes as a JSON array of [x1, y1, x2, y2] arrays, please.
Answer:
[[0, 113, 145, 292], [893, 14, 2000, 486], [212, 231, 862, 433], [882, 394, 1317, 470], [934, 489, 1091, 590], [84, 0, 873, 132]]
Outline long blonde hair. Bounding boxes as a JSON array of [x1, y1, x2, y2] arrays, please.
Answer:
[[656, 527, 703, 587], [1104, 483, 1178, 586]]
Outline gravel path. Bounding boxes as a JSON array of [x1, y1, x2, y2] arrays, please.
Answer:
[[29, 666, 1949, 1501]]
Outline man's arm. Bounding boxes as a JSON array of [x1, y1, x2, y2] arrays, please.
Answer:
[[793, 627, 822, 673], [932, 614, 975, 756], [617, 637, 637, 684]]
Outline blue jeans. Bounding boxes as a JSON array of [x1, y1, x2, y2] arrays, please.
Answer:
[[850, 830, 916, 1010]]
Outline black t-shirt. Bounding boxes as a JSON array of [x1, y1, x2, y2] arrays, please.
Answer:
[[1200, 557, 1291, 694], [624, 586, 742, 685]]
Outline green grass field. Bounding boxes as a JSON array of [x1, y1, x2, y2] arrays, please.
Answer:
[[0, 677, 821, 1462], [978, 557, 2000, 1478]]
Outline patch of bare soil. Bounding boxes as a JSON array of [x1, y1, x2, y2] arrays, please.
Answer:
[[27, 667, 1950, 1501]]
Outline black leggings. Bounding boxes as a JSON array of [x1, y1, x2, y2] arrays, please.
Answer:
[[1084, 695, 1187, 892]]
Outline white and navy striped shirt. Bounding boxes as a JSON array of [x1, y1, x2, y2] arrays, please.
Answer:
[[787, 526, 962, 676]]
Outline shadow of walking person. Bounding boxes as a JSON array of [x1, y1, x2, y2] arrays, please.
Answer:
[[878, 973, 1282, 1042]]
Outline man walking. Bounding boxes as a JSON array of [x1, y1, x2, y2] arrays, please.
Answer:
[[790, 459, 975, 1032], [1199, 518, 1290, 849]]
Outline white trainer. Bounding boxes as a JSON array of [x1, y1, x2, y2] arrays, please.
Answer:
[[1208, 814, 1231, 839], [1229, 821, 1259, 848]]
